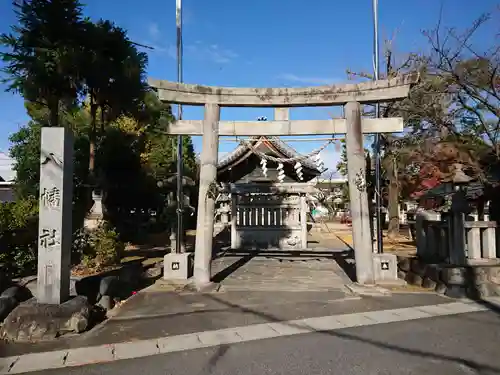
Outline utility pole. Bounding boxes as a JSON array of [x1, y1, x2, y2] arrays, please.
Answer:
[[373, 0, 384, 253], [175, 0, 184, 254]]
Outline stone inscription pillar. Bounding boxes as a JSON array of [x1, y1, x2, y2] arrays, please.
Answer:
[[37, 127, 74, 304], [345, 102, 375, 285], [194, 103, 220, 286]]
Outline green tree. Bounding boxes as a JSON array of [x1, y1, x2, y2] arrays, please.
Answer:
[[0, 0, 85, 127], [335, 138, 374, 216], [147, 135, 197, 181], [1, 0, 188, 273], [80, 19, 148, 184], [335, 139, 348, 177], [0, 195, 39, 276], [8, 120, 41, 198], [8, 93, 190, 240], [9, 101, 90, 222]]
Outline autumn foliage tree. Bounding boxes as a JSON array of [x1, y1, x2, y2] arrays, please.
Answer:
[[341, 6, 499, 238]]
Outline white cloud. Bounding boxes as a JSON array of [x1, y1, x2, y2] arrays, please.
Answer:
[[138, 42, 176, 58], [148, 22, 160, 40], [145, 41, 238, 64], [278, 73, 338, 85], [166, 45, 177, 59], [318, 149, 343, 178], [0, 152, 15, 181], [186, 43, 238, 64]]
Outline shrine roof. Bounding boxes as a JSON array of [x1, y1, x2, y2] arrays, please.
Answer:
[[217, 136, 322, 173]]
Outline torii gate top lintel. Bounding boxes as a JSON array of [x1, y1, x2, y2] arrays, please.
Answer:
[[148, 72, 419, 108]]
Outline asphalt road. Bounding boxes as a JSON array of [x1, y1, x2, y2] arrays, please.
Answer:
[[32, 310, 500, 375]]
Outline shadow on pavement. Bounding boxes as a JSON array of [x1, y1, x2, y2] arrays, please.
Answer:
[[201, 292, 500, 374], [212, 253, 255, 283], [211, 248, 354, 285]]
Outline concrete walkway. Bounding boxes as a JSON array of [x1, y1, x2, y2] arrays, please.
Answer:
[[2, 296, 500, 374]]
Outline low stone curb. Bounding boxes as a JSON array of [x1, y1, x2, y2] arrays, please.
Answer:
[[1, 298, 497, 374]]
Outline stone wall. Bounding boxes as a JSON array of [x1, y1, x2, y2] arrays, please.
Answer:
[[397, 255, 500, 299]]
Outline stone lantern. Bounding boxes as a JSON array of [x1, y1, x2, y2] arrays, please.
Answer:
[[445, 163, 473, 265], [157, 175, 196, 253], [447, 163, 473, 212]]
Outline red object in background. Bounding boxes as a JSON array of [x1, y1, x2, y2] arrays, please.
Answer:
[[410, 176, 441, 199], [340, 211, 352, 224]]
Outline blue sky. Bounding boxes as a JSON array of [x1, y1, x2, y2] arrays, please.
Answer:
[[0, 0, 497, 177]]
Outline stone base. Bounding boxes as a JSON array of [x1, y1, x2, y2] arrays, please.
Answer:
[[444, 285, 468, 299], [163, 253, 193, 281], [84, 192, 104, 231], [237, 228, 306, 250], [16, 261, 145, 304], [1, 295, 92, 342], [192, 281, 221, 293], [396, 255, 500, 299], [373, 253, 399, 283], [376, 278, 407, 287], [0, 285, 33, 321]]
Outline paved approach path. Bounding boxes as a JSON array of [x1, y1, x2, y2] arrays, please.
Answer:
[[210, 230, 353, 292], [3, 297, 500, 374], [211, 248, 352, 292]]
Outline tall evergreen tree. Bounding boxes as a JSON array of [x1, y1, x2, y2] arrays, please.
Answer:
[[0, 0, 85, 127]]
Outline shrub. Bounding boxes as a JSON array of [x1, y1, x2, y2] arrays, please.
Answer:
[[0, 196, 39, 277], [75, 222, 125, 272]]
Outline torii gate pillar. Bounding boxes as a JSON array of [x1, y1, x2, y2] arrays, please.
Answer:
[[193, 103, 220, 285], [345, 102, 374, 284]]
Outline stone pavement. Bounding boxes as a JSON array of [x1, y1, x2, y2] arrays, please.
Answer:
[[209, 231, 353, 292], [211, 249, 353, 293], [2, 296, 500, 374]]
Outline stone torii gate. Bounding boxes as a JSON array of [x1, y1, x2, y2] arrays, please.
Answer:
[[149, 74, 418, 287]]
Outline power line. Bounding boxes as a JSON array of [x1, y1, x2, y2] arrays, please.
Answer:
[[130, 41, 154, 50]]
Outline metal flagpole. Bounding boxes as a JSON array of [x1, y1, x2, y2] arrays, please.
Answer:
[[373, 0, 384, 254], [175, 0, 184, 254]]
